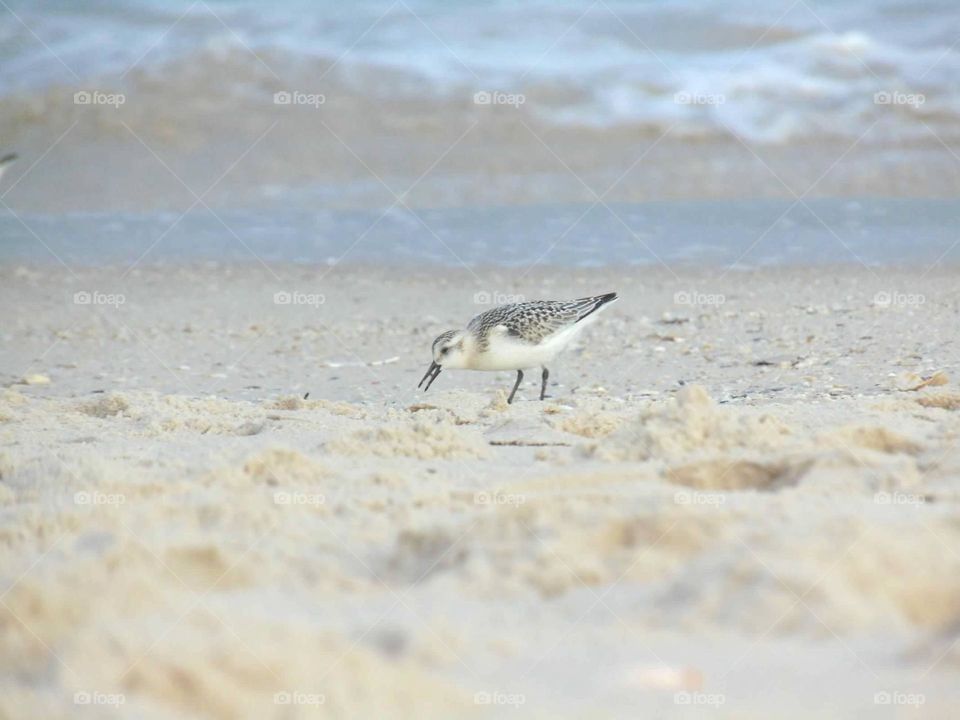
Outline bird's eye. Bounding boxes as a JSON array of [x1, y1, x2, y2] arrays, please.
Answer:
[[440, 347, 449, 356]]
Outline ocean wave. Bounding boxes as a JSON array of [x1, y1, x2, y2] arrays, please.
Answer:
[[2, 0, 960, 212], [1, 0, 958, 145]]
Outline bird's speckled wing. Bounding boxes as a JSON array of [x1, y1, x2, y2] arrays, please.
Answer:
[[467, 294, 616, 350]]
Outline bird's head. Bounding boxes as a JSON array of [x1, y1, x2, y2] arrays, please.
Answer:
[[418, 329, 467, 391], [432, 330, 468, 368]]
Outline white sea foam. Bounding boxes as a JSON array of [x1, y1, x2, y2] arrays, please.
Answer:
[[2, 0, 957, 143]]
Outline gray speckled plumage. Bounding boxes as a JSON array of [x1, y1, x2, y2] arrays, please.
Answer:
[[467, 293, 617, 351], [431, 329, 458, 353]]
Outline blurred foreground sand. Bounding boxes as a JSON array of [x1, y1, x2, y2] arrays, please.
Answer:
[[2, 264, 960, 718]]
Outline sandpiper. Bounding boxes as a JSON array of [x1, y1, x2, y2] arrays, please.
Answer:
[[418, 292, 618, 403]]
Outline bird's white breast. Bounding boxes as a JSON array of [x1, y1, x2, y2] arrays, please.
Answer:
[[469, 320, 591, 371]]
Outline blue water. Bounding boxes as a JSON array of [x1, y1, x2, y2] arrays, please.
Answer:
[[2, 0, 959, 142], [3, 199, 958, 268], [2, 1, 958, 267]]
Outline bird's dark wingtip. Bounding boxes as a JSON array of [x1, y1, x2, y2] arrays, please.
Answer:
[[574, 292, 619, 323]]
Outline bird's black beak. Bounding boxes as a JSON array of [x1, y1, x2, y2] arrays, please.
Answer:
[[418, 361, 442, 391]]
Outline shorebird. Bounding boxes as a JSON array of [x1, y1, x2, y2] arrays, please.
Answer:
[[0, 153, 16, 183], [418, 292, 618, 403]]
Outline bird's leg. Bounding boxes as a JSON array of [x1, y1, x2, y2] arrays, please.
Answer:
[[540, 366, 549, 401], [507, 369, 524, 404]]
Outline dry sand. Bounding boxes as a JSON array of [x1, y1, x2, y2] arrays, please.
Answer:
[[2, 263, 960, 718]]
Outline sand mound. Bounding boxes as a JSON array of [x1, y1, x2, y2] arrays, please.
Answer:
[[162, 544, 253, 590], [110, 623, 467, 719], [141, 395, 268, 436], [387, 526, 471, 582], [485, 390, 510, 412], [651, 517, 960, 636], [839, 523, 960, 630], [267, 394, 306, 410], [785, 450, 922, 495], [665, 458, 788, 491], [327, 420, 487, 459], [826, 425, 923, 454], [0, 390, 26, 423], [587, 385, 791, 461], [266, 395, 364, 417], [77, 393, 130, 418], [382, 501, 732, 598], [242, 448, 326, 485], [1, 389, 26, 406], [552, 411, 623, 438], [916, 391, 960, 410], [1, 597, 468, 719]]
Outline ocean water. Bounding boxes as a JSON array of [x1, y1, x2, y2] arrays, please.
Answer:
[[3, 0, 958, 142], [1, 0, 959, 264], [2, 199, 958, 268]]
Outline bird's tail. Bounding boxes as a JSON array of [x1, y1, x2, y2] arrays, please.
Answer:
[[573, 292, 618, 322]]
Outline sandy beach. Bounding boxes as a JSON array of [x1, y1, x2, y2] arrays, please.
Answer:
[[4, 0, 960, 716], [3, 263, 960, 718]]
